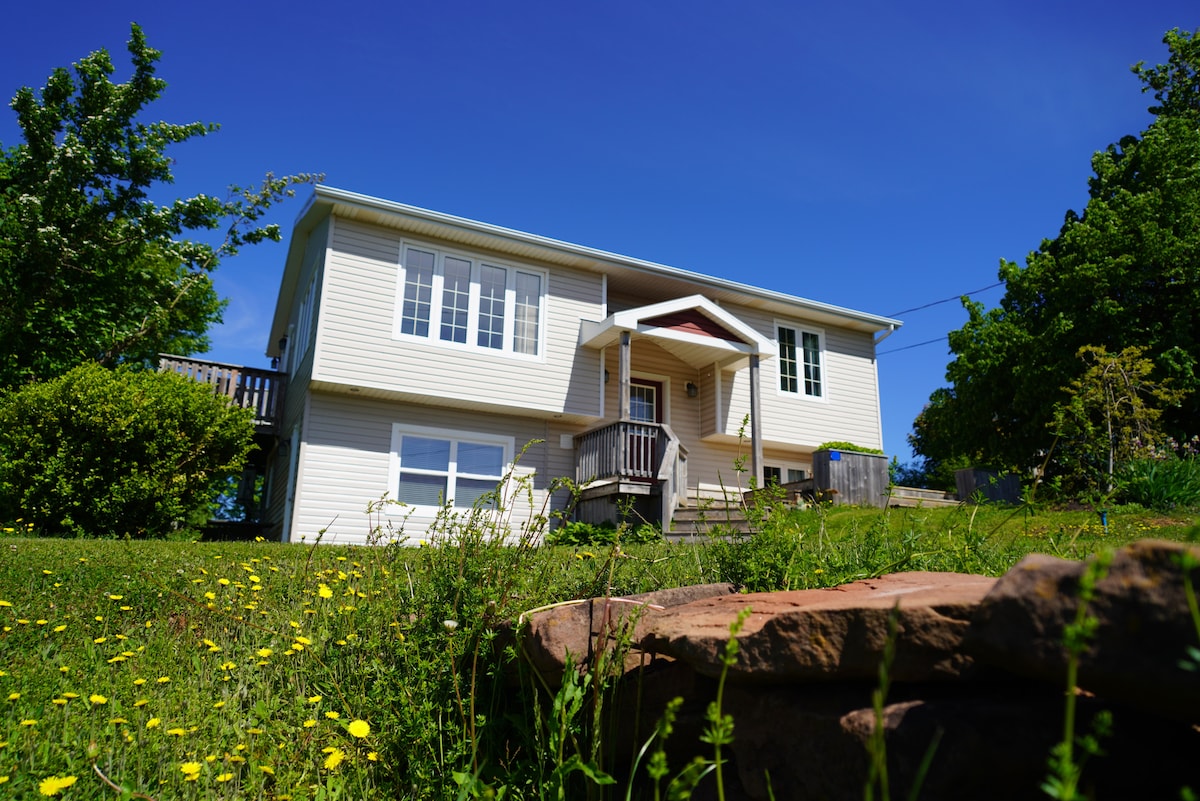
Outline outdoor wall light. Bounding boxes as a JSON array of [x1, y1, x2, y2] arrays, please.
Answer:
[[604, 370, 610, 384], [686, 382, 698, 398]]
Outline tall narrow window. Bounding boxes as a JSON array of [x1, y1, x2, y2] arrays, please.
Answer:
[[477, 264, 507, 349], [778, 327, 799, 393], [802, 332, 823, 397], [777, 324, 823, 398], [440, 256, 471, 343], [400, 248, 435, 337], [513, 271, 541, 355]]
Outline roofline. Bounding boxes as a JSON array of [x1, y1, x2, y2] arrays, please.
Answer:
[[305, 186, 902, 332]]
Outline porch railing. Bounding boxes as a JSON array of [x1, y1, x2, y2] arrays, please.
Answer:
[[159, 354, 285, 430], [575, 420, 671, 482]]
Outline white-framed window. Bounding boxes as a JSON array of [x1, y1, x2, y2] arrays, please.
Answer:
[[388, 424, 514, 511], [290, 273, 318, 373], [395, 243, 546, 358], [777, 322, 824, 398]]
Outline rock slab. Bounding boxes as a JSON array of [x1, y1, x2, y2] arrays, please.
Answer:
[[645, 571, 997, 682]]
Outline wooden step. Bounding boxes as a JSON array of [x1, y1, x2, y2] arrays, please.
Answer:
[[668, 504, 753, 537], [887, 486, 960, 508]]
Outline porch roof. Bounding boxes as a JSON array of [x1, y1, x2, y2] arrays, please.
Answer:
[[578, 295, 774, 370]]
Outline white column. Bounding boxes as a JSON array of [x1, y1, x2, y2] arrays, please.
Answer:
[[749, 354, 763, 487]]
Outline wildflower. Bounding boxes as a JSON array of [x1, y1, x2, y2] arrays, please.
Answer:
[[53, 625, 66, 632], [307, 695, 322, 704], [133, 699, 148, 707], [146, 718, 161, 729], [180, 761, 202, 780], [62, 692, 79, 699], [258, 765, 275, 776], [295, 636, 312, 646], [318, 584, 333, 599], [213, 701, 226, 709], [303, 719, 318, 728], [216, 772, 233, 782], [0, 600, 11, 607], [324, 711, 340, 720], [443, 619, 458, 632], [257, 648, 273, 658], [52, 698, 67, 706], [167, 728, 187, 736], [323, 747, 346, 770], [367, 751, 380, 762], [347, 719, 371, 738], [20, 719, 37, 726], [89, 694, 108, 705], [5, 692, 18, 701], [109, 595, 123, 601], [38, 775, 78, 795], [218, 578, 230, 586], [156, 676, 170, 683]]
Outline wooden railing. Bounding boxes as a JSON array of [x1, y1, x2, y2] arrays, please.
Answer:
[[575, 420, 688, 528], [159, 355, 285, 430]]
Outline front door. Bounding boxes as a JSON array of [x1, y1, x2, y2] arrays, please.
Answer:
[[626, 379, 664, 477]]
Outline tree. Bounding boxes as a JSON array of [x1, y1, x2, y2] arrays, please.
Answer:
[[0, 363, 255, 537], [1050, 346, 1184, 495], [0, 24, 320, 388], [911, 28, 1200, 484]]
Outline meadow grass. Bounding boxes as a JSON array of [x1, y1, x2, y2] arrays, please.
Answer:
[[0, 502, 1195, 799]]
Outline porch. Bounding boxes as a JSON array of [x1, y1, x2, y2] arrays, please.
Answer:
[[573, 420, 688, 530], [158, 354, 286, 432]]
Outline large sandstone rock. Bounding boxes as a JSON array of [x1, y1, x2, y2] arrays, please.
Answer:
[[519, 583, 736, 687], [967, 539, 1200, 721], [644, 572, 997, 682]]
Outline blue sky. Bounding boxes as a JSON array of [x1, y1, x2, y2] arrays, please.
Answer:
[[3, 1, 1196, 462]]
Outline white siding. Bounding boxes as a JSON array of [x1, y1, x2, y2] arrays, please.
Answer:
[[313, 218, 603, 417], [290, 392, 565, 545]]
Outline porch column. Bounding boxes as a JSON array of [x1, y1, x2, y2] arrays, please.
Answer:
[[749, 353, 763, 487], [618, 330, 631, 421]]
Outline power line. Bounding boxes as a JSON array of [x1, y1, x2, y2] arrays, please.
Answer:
[[888, 281, 1004, 317], [877, 335, 949, 356]]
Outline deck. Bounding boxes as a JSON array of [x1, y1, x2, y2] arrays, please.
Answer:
[[158, 355, 286, 432]]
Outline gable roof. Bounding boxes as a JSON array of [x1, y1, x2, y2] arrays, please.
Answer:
[[269, 186, 901, 356]]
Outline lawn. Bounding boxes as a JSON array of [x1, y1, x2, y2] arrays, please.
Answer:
[[1, 501, 1195, 799]]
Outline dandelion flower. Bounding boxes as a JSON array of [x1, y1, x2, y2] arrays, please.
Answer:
[[318, 584, 333, 599], [323, 748, 346, 770], [257, 648, 273, 658], [156, 676, 170, 683], [303, 719, 318, 728], [258, 765, 275, 776], [213, 701, 226, 709], [295, 636, 312, 646], [53, 625, 67, 632], [146, 718, 161, 729], [89, 694, 108, 705], [324, 711, 340, 720], [367, 751, 380, 762], [5, 693, 18, 701], [307, 695, 322, 704], [347, 719, 370, 738], [38, 775, 78, 795], [180, 761, 202, 780], [216, 772, 233, 782], [166, 728, 187, 736], [20, 719, 37, 726]]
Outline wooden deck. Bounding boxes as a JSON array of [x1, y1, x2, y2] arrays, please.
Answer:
[[158, 355, 285, 431]]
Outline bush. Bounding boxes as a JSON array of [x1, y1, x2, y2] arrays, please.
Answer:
[[1116, 457, 1200, 512], [544, 519, 662, 546], [0, 363, 255, 537]]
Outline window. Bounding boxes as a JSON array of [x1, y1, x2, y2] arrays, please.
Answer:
[[777, 324, 824, 398], [391, 426, 511, 509], [396, 244, 546, 357]]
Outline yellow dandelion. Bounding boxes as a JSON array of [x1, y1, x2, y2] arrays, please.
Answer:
[[257, 648, 273, 658], [109, 594, 123, 601], [156, 676, 170, 683], [303, 719, 318, 728], [0, 600, 11, 607], [93, 636, 107, 644], [258, 765, 275, 776], [180, 761, 202, 776], [20, 719, 37, 726], [166, 728, 187, 736], [53, 624, 66, 632], [134, 699, 148, 707], [323, 748, 346, 770], [52, 698, 67, 706], [38, 774, 78, 795], [5, 692, 18, 701], [89, 694, 108, 705], [218, 578, 230, 586], [133, 678, 147, 686], [146, 718, 161, 729], [318, 584, 333, 599], [307, 695, 322, 704], [213, 701, 226, 709], [367, 751, 380, 762], [216, 772, 233, 782], [347, 719, 370, 738], [62, 692, 79, 699], [324, 711, 339, 720]]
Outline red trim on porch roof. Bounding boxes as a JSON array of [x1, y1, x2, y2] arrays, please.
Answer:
[[640, 310, 745, 343]]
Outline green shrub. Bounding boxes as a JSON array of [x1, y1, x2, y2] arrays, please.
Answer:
[[1116, 457, 1200, 512], [544, 519, 662, 546], [817, 441, 885, 455], [0, 363, 255, 537]]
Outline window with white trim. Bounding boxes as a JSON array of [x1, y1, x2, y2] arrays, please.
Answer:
[[396, 244, 546, 357], [777, 324, 824, 397], [391, 425, 512, 510]]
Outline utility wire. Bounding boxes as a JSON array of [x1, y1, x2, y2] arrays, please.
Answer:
[[877, 336, 949, 356], [888, 281, 1004, 317]]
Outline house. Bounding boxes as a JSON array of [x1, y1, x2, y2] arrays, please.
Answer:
[[188, 187, 901, 544]]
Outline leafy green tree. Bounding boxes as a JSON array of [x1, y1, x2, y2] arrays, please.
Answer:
[[0, 363, 255, 537], [0, 23, 320, 388], [911, 28, 1200, 483], [1050, 345, 1185, 495]]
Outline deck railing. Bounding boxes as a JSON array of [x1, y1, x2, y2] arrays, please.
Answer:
[[159, 355, 285, 430], [576, 420, 669, 482]]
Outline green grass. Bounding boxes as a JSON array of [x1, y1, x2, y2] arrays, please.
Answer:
[[0, 502, 1195, 799]]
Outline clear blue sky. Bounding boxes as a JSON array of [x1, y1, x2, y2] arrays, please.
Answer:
[[3, 1, 1196, 462]]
